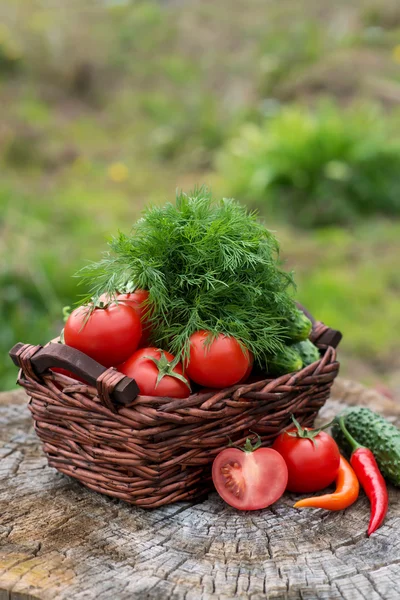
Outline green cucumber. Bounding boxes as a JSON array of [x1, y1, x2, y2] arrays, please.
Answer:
[[285, 308, 312, 342], [292, 339, 320, 367], [332, 407, 400, 487], [265, 345, 303, 376]]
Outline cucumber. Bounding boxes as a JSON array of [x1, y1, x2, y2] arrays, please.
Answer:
[[292, 339, 320, 367], [285, 308, 312, 342], [265, 345, 303, 376], [332, 407, 400, 487]]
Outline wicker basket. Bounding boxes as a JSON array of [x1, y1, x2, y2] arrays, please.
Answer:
[[10, 311, 341, 508]]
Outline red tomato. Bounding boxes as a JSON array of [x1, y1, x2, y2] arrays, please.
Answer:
[[212, 443, 288, 510], [64, 303, 142, 368], [117, 290, 152, 346], [119, 347, 190, 398], [186, 331, 252, 388], [237, 354, 254, 384], [272, 425, 340, 493]]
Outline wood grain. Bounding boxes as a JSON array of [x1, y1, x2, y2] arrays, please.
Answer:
[[1, 379, 399, 600]]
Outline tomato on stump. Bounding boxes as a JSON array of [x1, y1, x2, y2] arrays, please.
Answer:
[[272, 417, 340, 493], [64, 303, 142, 368], [119, 347, 190, 398], [212, 436, 288, 510], [186, 330, 252, 388]]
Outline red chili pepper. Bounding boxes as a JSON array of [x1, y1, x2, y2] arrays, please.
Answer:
[[338, 416, 388, 536]]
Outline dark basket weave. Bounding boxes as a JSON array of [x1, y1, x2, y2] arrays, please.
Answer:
[[10, 316, 341, 508]]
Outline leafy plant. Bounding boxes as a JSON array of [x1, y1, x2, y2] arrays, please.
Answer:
[[218, 102, 400, 227], [78, 188, 298, 364]]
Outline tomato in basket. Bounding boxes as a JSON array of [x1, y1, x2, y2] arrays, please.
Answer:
[[186, 331, 252, 388], [119, 347, 190, 398], [64, 303, 142, 368], [117, 289, 153, 346]]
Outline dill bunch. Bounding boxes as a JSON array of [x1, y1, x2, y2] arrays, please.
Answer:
[[77, 187, 298, 365]]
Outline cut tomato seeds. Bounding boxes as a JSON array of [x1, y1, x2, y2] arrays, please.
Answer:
[[220, 462, 244, 498]]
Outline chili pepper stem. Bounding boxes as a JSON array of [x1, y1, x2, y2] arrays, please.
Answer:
[[338, 416, 363, 451]]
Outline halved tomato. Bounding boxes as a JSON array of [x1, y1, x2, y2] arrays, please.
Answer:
[[212, 438, 288, 510]]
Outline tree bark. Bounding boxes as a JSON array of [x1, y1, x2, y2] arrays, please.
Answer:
[[1, 380, 399, 600]]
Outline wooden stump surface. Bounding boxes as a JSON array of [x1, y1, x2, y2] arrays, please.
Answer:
[[1, 380, 400, 600]]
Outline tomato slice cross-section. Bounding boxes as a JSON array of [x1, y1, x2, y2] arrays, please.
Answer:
[[212, 447, 288, 510]]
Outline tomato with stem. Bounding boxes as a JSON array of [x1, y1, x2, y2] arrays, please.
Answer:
[[212, 435, 288, 510], [64, 303, 142, 368], [272, 417, 340, 493], [119, 347, 190, 398]]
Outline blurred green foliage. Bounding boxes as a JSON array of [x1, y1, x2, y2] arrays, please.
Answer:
[[281, 223, 400, 359], [0, 24, 23, 74], [218, 102, 400, 227], [1, 0, 400, 390]]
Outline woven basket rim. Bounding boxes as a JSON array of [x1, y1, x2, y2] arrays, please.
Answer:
[[11, 316, 342, 411]]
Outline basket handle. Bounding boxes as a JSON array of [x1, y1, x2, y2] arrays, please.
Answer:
[[296, 303, 342, 349], [9, 342, 139, 411]]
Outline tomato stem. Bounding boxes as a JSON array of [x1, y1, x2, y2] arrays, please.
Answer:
[[123, 281, 137, 294], [92, 298, 111, 310], [144, 351, 191, 391], [229, 431, 262, 453], [287, 415, 334, 446]]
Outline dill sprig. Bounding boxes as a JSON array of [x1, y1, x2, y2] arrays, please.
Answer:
[[77, 187, 297, 364]]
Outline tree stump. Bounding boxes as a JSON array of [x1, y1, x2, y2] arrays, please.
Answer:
[[1, 381, 399, 600]]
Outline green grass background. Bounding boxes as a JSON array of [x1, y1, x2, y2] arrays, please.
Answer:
[[1, 0, 400, 392]]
